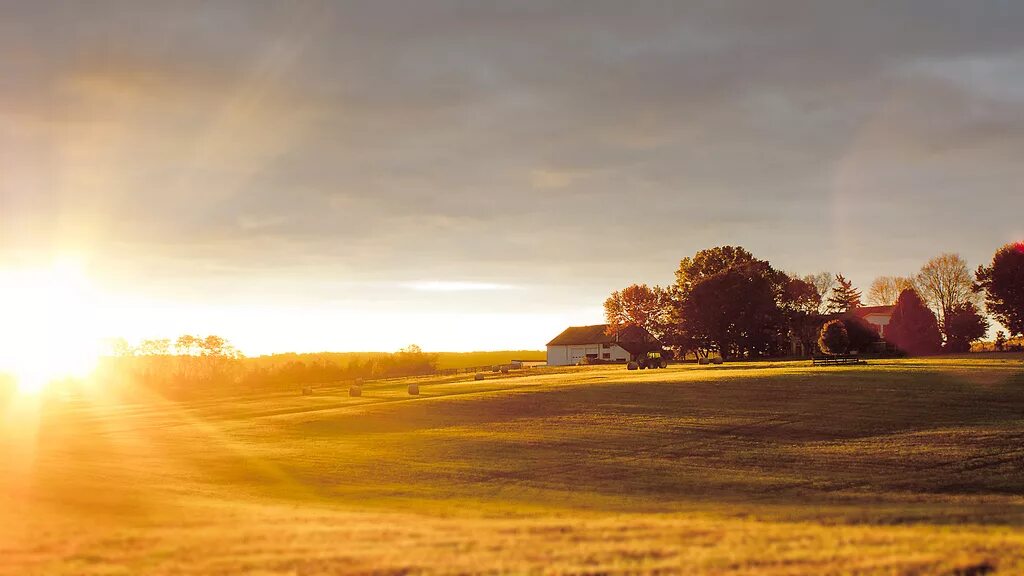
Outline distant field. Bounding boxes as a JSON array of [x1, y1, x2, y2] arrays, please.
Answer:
[[2, 356, 1023, 574]]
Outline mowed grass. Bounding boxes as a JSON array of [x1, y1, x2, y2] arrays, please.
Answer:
[[2, 356, 1023, 574]]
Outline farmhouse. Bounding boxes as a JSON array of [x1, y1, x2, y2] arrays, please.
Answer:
[[851, 305, 895, 339], [546, 324, 663, 366]]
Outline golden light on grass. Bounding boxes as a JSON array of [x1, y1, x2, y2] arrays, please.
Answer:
[[0, 258, 101, 394]]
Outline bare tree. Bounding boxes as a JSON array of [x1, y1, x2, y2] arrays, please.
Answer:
[[916, 253, 979, 329], [867, 276, 917, 306], [804, 272, 835, 314]]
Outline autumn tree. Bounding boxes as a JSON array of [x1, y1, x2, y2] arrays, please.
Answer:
[[975, 242, 1024, 337], [604, 284, 668, 337], [867, 276, 916, 306], [916, 253, 979, 335], [673, 246, 761, 299], [887, 289, 942, 356], [943, 302, 989, 353], [782, 276, 823, 355], [826, 274, 862, 314]]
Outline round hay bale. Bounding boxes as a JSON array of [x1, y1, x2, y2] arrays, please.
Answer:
[[407, 383, 419, 395], [349, 385, 361, 397], [474, 372, 485, 381], [301, 386, 313, 396], [711, 357, 723, 365], [354, 378, 364, 386], [697, 357, 710, 365], [491, 365, 500, 372], [500, 365, 509, 374], [626, 361, 639, 370]]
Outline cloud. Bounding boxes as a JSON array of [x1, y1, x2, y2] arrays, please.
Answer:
[[2, 1, 1024, 350]]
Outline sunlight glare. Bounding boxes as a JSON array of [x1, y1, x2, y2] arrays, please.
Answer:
[[0, 258, 102, 393]]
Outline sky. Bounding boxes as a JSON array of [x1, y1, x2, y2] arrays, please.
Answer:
[[1, 1, 1023, 355]]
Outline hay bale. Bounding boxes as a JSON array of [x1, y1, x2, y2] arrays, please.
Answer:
[[301, 386, 313, 396], [349, 385, 361, 397], [711, 357, 723, 365], [354, 378, 364, 386], [626, 361, 639, 370], [697, 357, 710, 365], [474, 372, 485, 381], [491, 365, 500, 372], [407, 383, 419, 395], [500, 365, 509, 374]]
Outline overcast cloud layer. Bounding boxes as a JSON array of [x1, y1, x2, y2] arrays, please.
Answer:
[[2, 1, 1023, 352]]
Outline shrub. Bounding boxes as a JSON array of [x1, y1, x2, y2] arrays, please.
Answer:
[[842, 315, 879, 353], [818, 320, 850, 355]]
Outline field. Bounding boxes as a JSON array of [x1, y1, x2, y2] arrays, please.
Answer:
[[2, 356, 1023, 575]]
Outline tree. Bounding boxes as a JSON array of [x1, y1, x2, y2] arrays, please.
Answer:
[[867, 276, 916, 306], [818, 320, 850, 355], [943, 302, 989, 353], [975, 243, 1024, 337], [781, 276, 822, 356], [916, 253, 979, 334], [673, 246, 761, 301], [677, 261, 784, 360], [887, 289, 942, 356], [841, 314, 882, 353], [175, 335, 199, 356], [995, 331, 1007, 351], [826, 274, 862, 314], [199, 335, 227, 357], [138, 339, 171, 356], [604, 284, 668, 337], [804, 272, 836, 314]]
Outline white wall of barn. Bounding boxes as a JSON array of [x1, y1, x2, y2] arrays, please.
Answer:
[[546, 343, 631, 366]]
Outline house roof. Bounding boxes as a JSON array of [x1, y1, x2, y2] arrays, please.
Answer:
[[546, 324, 661, 347], [851, 305, 895, 318]]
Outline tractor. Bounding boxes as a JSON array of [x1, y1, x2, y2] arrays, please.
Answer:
[[629, 350, 669, 369]]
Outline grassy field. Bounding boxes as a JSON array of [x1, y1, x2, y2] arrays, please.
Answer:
[[2, 356, 1023, 574]]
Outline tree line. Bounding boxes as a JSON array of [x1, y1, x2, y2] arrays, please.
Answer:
[[99, 339, 439, 397], [604, 242, 1024, 359]]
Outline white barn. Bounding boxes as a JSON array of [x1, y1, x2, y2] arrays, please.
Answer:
[[546, 324, 663, 366]]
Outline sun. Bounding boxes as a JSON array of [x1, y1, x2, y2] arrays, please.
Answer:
[[0, 258, 101, 394]]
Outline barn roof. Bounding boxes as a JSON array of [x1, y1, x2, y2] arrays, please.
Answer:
[[546, 324, 661, 347]]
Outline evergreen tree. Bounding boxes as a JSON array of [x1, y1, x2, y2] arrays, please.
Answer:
[[826, 274, 862, 314], [887, 289, 942, 356]]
